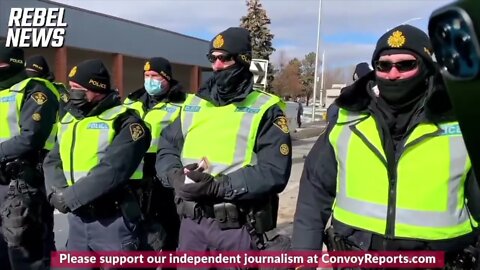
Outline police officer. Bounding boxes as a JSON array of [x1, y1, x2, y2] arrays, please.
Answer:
[[326, 62, 373, 123], [0, 42, 59, 269], [123, 57, 186, 252], [25, 55, 69, 118], [156, 27, 292, 258], [42, 59, 151, 258], [292, 25, 480, 267]]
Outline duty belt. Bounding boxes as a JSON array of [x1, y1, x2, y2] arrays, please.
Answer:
[[75, 199, 121, 219], [178, 200, 215, 220]]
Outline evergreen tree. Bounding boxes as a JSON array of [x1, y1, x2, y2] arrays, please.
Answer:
[[301, 52, 317, 106], [240, 0, 275, 93]]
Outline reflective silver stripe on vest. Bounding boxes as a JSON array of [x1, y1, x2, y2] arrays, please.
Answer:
[[181, 95, 269, 175], [5, 94, 19, 142], [62, 106, 127, 184], [72, 171, 89, 181], [338, 111, 367, 124], [150, 104, 179, 152], [59, 114, 73, 182], [334, 123, 470, 228], [181, 97, 202, 139], [0, 86, 22, 143]]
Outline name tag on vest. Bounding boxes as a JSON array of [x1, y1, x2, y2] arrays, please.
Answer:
[[0, 96, 15, 103], [439, 124, 462, 136], [87, 122, 109, 129], [184, 105, 201, 112], [235, 107, 260, 113], [163, 107, 178, 113]]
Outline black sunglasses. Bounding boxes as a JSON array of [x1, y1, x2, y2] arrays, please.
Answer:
[[375, 60, 418, 72], [206, 53, 234, 63]]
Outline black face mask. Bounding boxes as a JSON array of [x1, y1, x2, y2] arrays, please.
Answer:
[[377, 69, 429, 107], [213, 64, 250, 101], [376, 57, 434, 106], [69, 90, 89, 109]]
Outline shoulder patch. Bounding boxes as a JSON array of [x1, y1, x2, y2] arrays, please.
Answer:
[[129, 123, 145, 141], [31, 92, 47, 105], [273, 116, 289, 134], [60, 93, 69, 103], [280, 144, 290, 156], [32, 113, 41, 121]]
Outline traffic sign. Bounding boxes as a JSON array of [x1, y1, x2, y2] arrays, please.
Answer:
[[250, 59, 268, 90]]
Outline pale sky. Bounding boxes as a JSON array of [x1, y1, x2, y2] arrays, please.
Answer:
[[53, 0, 453, 70]]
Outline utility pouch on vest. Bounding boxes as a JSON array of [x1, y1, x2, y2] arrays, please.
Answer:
[[176, 198, 214, 221], [253, 195, 278, 234], [176, 199, 196, 219], [214, 202, 242, 230]]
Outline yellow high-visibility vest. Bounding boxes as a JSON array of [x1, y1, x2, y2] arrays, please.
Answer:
[[58, 105, 142, 186], [123, 97, 181, 153], [180, 90, 285, 176], [329, 108, 475, 240], [0, 77, 60, 150]]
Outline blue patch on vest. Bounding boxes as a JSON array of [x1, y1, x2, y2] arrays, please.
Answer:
[[184, 105, 201, 112], [0, 95, 15, 103], [87, 122, 109, 129], [235, 107, 261, 113], [439, 124, 462, 135], [163, 107, 178, 113]]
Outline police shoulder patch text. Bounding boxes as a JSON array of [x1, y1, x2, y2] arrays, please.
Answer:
[[31, 92, 47, 105], [280, 144, 290, 156], [273, 116, 289, 134], [129, 123, 145, 141]]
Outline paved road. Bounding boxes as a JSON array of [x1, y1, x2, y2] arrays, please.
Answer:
[[275, 136, 318, 237], [52, 136, 320, 250]]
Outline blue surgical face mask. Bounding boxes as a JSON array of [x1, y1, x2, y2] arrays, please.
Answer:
[[144, 77, 164, 96]]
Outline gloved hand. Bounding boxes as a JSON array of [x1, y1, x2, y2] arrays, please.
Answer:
[[49, 186, 70, 214], [177, 170, 227, 201], [167, 163, 199, 192]]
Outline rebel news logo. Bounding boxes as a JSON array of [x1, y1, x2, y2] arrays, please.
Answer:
[[6, 7, 67, 48]]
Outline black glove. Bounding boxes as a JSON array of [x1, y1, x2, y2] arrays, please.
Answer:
[[177, 170, 227, 201], [168, 163, 200, 192], [49, 186, 70, 214]]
